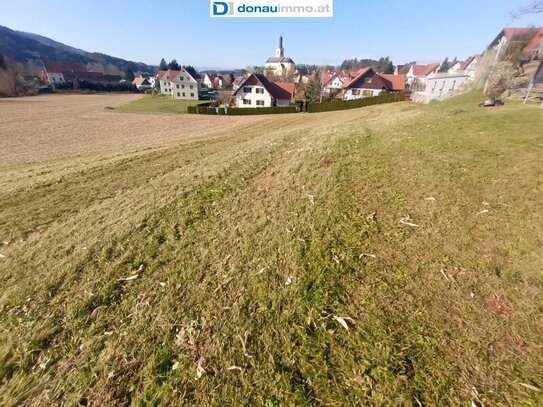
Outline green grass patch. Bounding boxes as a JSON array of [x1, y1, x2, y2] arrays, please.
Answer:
[[114, 94, 201, 114]]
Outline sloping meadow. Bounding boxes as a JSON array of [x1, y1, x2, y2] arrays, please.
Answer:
[[1, 93, 542, 405]]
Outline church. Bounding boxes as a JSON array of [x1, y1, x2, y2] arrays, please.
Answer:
[[264, 35, 296, 79]]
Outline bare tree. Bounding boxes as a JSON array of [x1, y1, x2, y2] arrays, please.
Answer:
[[512, 0, 543, 18]]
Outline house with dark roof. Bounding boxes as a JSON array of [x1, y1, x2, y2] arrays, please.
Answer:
[[132, 76, 152, 91], [41, 61, 121, 84], [232, 73, 295, 107], [342, 68, 405, 100]]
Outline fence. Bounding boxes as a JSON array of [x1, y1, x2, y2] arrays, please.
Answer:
[[187, 104, 298, 115]]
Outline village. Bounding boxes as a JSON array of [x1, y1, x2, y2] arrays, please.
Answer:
[[37, 28, 543, 110]]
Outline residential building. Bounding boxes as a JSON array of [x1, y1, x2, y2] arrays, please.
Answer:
[[232, 73, 295, 108], [405, 63, 440, 90], [264, 35, 296, 79], [132, 76, 152, 90], [40, 61, 121, 84], [343, 68, 405, 100], [488, 27, 543, 61], [157, 68, 202, 100]]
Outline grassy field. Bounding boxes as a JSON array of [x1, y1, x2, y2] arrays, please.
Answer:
[[114, 94, 202, 114], [0, 92, 542, 406]]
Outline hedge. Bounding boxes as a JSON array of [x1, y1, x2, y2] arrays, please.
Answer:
[[306, 92, 404, 113], [187, 105, 298, 115]]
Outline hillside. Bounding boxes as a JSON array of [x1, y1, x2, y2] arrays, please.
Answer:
[[0, 25, 156, 74], [1, 94, 542, 405]]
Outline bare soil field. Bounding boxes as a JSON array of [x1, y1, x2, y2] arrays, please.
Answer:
[[0, 94, 266, 165], [0, 93, 542, 406]]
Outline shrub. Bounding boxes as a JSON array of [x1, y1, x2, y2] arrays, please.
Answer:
[[187, 105, 297, 115], [307, 92, 404, 113]]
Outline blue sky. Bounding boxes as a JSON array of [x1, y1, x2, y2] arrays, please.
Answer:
[[1, 0, 541, 69]]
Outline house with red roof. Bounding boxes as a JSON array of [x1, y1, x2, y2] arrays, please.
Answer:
[[488, 27, 543, 61], [405, 63, 440, 90], [323, 71, 351, 95], [157, 68, 202, 100], [232, 73, 295, 107], [342, 67, 405, 100]]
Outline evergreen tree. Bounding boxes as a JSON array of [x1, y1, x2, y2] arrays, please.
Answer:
[[159, 58, 168, 70], [0, 52, 6, 70], [438, 57, 449, 73], [374, 57, 394, 74], [168, 59, 180, 70], [123, 68, 135, 81], [305, 70, 322, 102]]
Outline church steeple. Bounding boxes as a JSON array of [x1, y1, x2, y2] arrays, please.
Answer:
[[276, 34, 284, 58]]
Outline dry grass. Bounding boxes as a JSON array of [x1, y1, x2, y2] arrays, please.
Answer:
[[0, 93, 542, 406]]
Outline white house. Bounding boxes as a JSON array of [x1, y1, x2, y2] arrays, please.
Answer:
[[132, 76, 152, 90], [157, 68, 201, 100], [232, 73, 295, 108], [405, 63, 440, 89]]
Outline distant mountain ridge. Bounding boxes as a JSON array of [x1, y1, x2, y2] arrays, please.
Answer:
[[0, 25, 156, 74]]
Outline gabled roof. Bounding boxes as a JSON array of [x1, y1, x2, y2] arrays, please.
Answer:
[[488, 27, 543, 49], [342, 67, 372, 89], [43, 61, 88, 73], [133, 77, 150, 86], [233, 73, 295, 100], [157, 69, 180, 80], [379, 74, 406, 91], [411, 63, 440, 76]]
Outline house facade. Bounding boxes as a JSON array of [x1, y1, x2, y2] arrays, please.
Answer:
[[343, 68, 405, 100], [232, 73, 294, 108], [157, 68, 201, 100], [405, 63, 440, 89]]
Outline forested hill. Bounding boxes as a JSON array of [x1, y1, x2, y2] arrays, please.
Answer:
[[0, 25, 156, 74]]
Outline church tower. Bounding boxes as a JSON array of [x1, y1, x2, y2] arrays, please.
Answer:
[[275, 35, 284, 58]]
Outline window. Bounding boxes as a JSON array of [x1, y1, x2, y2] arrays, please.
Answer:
[[243, 99, 251, 105], [256, 100, 265, 106], [177, 92, 180, 97], [182, 85, 185, 89], [180, 76, 184, 81], [176, 84, 179, 89], [363, 90, 373, 97], [364, 77, 372, 84], [190, 85, 194, 89], [191, 93, 194, 97], [243, 87, 252, 93], [182, 92, 185, 97], [255, 88, 264, 94], [352, 89, 361, 95]]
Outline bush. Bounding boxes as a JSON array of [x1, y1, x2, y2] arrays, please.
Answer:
[[307, 92, 404, 113], [187, 105, 298, 115]]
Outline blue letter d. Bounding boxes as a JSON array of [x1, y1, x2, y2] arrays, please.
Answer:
[[213, 2, 229, 15]]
